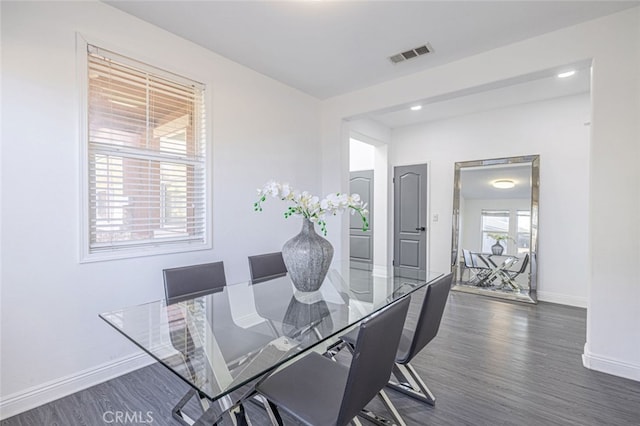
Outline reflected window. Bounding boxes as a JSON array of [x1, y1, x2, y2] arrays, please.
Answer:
[[481, 210, 509, 253], [517, 210, 531, 254]]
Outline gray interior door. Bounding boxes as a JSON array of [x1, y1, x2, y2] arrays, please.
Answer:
[[350, 170, 373, 269], [394, 164, 428, 279]]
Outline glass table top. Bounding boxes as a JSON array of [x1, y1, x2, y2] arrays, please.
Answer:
[[100, 264, 443, 402]]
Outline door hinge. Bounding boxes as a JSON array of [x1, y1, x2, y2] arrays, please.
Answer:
[[392, 259, 395, 266]]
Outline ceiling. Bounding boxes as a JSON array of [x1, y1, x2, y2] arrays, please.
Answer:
[[461, 164, 532, 200], [368, 59, 592, 128], [104, 1, 637, 100]]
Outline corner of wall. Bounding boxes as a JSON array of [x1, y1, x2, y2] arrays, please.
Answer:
[[582, 343, 640, 382]]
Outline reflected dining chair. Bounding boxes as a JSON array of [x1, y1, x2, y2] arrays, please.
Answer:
[[254, 296, 411, 426], [248, 252, 288, 284], [462, 249, 492, 286], [341, 272, 453, 407], [505, 253, 530, 282]]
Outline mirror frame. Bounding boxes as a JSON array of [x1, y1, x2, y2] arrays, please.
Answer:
[[451, 155, 539, 304]]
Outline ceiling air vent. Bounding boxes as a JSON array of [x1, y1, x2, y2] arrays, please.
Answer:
[[389, 43, 433, 64]]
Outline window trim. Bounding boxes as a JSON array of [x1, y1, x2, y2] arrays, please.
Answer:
[[77, 33, 212, 263]]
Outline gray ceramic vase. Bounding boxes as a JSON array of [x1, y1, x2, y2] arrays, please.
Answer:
[[491, 241, 504, 255], [282, 218, 334, 292]]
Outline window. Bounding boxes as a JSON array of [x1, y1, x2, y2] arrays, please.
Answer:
[[84, 44, 208, 259], [516, 210, 531, 254], [481, 210, 510, 253]]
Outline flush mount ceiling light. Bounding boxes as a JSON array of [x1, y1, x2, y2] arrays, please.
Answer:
[[557, 70, 576, 78], [410, 105, 422, 111], [492, 179, 515, 189]]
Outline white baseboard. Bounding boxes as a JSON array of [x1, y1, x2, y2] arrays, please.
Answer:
[[582, 345, 640, 382], [537, 290, 587, 308], [0, 352, 154, 420]]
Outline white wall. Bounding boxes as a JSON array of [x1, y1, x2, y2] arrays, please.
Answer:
[[0, 1, 320, 416], [321, 8, 640, 381], [392, 94, 591, 306], [349, 139, 375, 171]]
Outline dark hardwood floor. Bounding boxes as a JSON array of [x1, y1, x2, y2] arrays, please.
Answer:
[[3, 291, 640, 425]]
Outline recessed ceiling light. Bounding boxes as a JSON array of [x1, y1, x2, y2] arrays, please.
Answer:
[[492, 180, 515, 189], [557, 70, 576, 78], [410, 105, 422, 111]]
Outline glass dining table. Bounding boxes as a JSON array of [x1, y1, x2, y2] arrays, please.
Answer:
[[99, 264, 444, 425]]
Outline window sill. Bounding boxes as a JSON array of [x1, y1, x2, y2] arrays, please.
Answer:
[[79, 241, 212, 263]]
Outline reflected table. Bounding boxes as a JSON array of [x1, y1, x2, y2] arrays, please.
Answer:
[[478, 254, 521, 290], [100, 264, 444, 425]]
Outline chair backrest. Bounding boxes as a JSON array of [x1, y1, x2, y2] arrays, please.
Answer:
[[163, 261, 227, 304], [248, 252, 287, 284], [474, 253, 492, 269], [397, 272, 453, 364], [462, 249, 474, 268], [515, 253, 530, 274], [336, 296, 411, 425]]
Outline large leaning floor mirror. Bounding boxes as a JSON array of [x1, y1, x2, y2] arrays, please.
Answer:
[[451, 155, 539, 303]]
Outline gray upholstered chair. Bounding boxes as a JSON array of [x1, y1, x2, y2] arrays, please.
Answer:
[[163, 262, 227, 425], [247, 252, 291, 336], [163, 261, 227, 303], [341, 272, 453, 407], [163, 261, 275, 361], [162, 261, 273, 425], [390, 272, 452, 406], [248, 252, 288, 284], [254, 296, 411, 426]]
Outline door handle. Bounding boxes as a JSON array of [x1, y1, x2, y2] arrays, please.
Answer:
[[416, 227, 426, 231]]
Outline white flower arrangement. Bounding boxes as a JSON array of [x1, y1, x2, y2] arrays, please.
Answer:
[[254, 180, 369, 236], [488, 233, 515, 243]]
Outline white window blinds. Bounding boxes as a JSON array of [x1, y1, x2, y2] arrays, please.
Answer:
[[87, 44, 207, 254]]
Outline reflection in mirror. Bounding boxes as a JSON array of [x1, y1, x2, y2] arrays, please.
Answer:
[[451, 155, 539, 303]]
